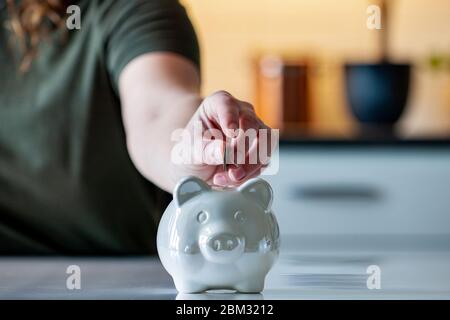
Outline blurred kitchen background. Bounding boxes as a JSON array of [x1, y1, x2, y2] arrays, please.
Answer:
[[181, 0, 450, 139], [179, 0, 450, 296]]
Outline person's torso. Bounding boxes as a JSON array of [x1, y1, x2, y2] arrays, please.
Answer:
[[0, 0, 170, 255]]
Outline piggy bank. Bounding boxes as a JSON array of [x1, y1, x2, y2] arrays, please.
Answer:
[[157, 176, 280, 293]]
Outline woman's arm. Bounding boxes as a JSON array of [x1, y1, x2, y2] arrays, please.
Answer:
[[119, 52, 200, 192], [119, 52, 271, 193]]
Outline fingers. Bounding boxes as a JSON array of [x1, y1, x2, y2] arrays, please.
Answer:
[[214, 137, 266, 186], [227, 153, 265, 184], [213, 165, 262, 187], [228, 166, 247, 181], [202, 91, 240, 137], [199, 91, 274, 187], [202, 139, 225, 165], [201, 90, 262, 142]]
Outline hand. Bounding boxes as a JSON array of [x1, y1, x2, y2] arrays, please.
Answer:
[[171, 91, 274, 187]]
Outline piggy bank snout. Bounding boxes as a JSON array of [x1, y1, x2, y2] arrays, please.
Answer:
[[208, 233, 240, 252], [200, 232, 244, 264]]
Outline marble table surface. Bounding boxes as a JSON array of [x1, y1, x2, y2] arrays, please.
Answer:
[[1, 235, 449, 300]]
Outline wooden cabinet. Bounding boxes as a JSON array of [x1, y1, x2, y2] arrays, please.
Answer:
[[255, 57, 311, 132]]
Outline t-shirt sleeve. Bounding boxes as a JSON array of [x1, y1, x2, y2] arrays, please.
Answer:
[[103, 0, 200, 92]]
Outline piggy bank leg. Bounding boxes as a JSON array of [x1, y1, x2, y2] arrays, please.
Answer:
[[174, 278, 207, 294], [234, 279, 265, 293]]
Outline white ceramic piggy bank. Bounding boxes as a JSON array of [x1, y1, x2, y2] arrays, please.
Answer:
[[157, 176, 280, 293]]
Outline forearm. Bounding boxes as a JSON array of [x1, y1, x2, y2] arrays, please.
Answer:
[[125, 93, 201, 192], [119, 53, 201, 192]]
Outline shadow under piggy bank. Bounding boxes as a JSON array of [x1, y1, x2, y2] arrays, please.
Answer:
[[177, 291, 264, 300]]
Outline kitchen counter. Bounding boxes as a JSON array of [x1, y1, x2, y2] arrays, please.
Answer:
[[1, 235, 450, 300]]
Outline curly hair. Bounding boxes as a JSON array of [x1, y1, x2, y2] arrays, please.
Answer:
[[6, 0, 70, 72]]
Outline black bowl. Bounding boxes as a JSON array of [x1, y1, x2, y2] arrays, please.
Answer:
[[345, 63, 411, 124]]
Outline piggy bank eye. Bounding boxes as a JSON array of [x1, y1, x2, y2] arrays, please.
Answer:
[[234, 211, 246, 223], [197, 211, 208, 224]]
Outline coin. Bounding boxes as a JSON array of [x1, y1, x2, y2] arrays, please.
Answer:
[[223, 142, 227, 172]]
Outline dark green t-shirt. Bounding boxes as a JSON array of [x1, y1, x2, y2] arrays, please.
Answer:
[[0, 0, 200, 254]]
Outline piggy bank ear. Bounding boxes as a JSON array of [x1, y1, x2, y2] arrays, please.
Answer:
[[174, 176, 210, 207], [238, 178, 273, 211]]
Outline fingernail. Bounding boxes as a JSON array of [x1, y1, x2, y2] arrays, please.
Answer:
[[230, 167, 246, 181], [214, 174, 227, 186]]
